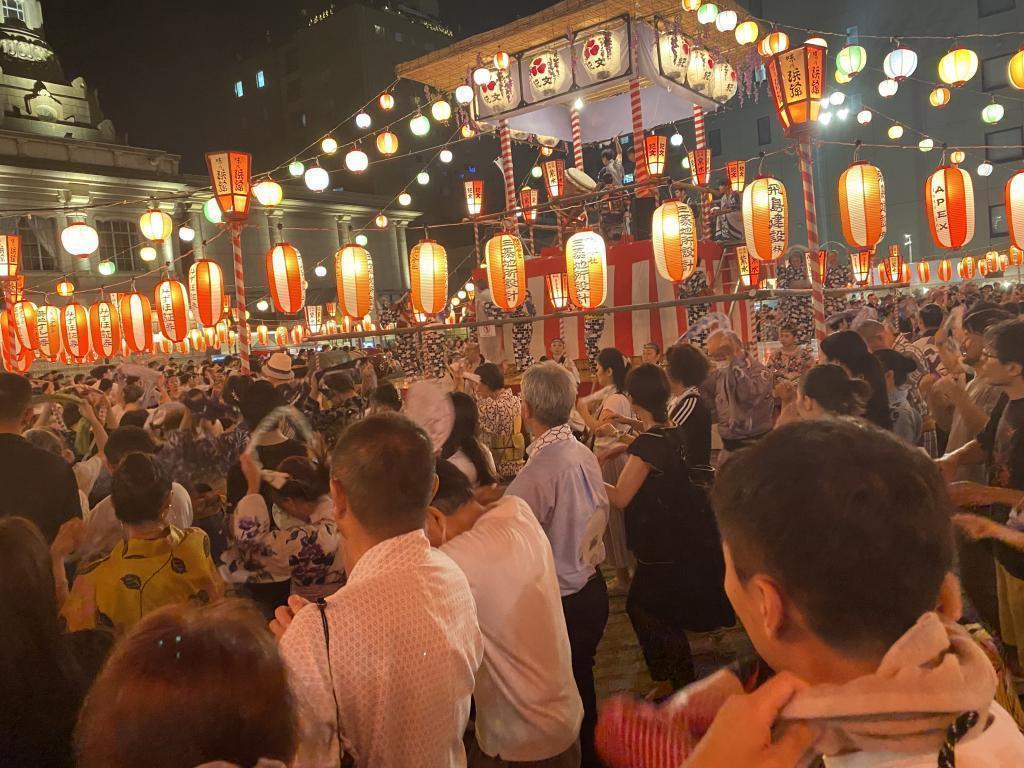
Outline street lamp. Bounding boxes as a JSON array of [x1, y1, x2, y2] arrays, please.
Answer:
[[904, 233, 913, 262]]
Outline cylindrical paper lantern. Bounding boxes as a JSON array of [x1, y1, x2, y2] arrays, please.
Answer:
[[465, 180, 483, 216], [89, 299, 121, 358], [545, 272, 572, 310], [266, 243, 306, 314], [290, 325, 304, 346], [0, 234, 20, 280], [11, 299, 37, 350], [1005, 169, 1024, 250], [651, 201, 699, 282], [154, 279, 189, 343], [726, 160, 745, 192], [925, 165, 975, 250], [938, 259, 952, 281], [838, 161, 886, 250], [188, 259, 225, 328], [542, 159, 565, 198], [409, 239, 448, 314], [644, 135, 667, 176], [1010, 247, 1024, 266], [959, 256, 976, 280], [484, 233, 527, 310], [883, 245, 903, 283], [119, 291, 153, 353], [565, 230, 607, 309], [335, 245, 375, 319], [275, 326, 287, 346], [742, 176, 788, 261], [305, 305, 324, 335], [256, 324, 269, 346], [917, 262, 931, 283], [850, 251, 872, 284], [61, 303, 90, 359], [736, 245, 761, 287], [520, 186, 539, 222], [36, 303, 62, 359], [1, 311, 31, 372]]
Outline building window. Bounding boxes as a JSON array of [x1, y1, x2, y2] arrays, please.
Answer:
[[986, 126, 1024, 162], [1, 0, 25, 22], [983, 54, 1011, 91], [979, 0, 1015, 17], [96, 220, 142, 273], [17, 217, 55, 271], [256, 70, 266, 88], [757, 115, 772, 146], [233, 80, 244, 98], [708, 128, 722, 157], [991, 204, 1009, 237]]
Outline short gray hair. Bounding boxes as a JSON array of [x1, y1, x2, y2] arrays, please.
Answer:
[[707, 329, 741, 348], [521, 361, 577, 428]]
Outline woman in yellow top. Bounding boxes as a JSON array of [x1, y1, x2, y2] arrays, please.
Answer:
[[62, 452, 221, 635]]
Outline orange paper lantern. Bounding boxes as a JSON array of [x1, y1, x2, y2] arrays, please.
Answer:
[[256, 324, 269, 346], [1, 311, 31, 372], [959, 256, 976, 280], [119, 292, 153, 353], [742, 176, 788, 261], [89, 298, 121, 358], [545, 272, 572, 310], [36, 303, 62, 359], [917, 262, 931, 283], [266, 243, 306, 314], [726, 160, 746, 192], [644, 135, 667, 176], [764, 43, 825, 134], [275, 326, 287, 346], [409, 239, 448, 314], [925, 165, 975, 250], [155, 279, 189, 343], [565, 230, 607, 309], [651, 201, 699, 282], [484, 233, 527, 310], [61, 303, 90, 359], [542, 159, 565, 198], [335, 245, 375, 319], [1009, 246, 1024, 267], [938, 259, 953, 281], [205, 150, 253, 221], [188, 259, 225, 327], [688, 149, 711, 186], [850, 251, 872, 284], [736, 245, 761, 287], [465, 179, 483, 216], [11, 299, 37, 350], [0, 234, 21, 280], [838, 161, 886, 250], [520, 186, 539, 222], [883, 245, 903, 283], [290, 325, 304, 346], [1005, 169, 1024, 250]]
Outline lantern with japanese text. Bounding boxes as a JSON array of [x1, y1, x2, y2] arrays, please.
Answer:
[[290, 325, 304, 346], [838, 161, 886, 251], [36, 303, 61, 359], [736, 245, 761, 287], [644, 135, 667, 176], [978, 259, 990, 277], [89, 298, 120, 358], [726, 160, 746, 192], [154, 333, 172, 355], [335, 245, 375, 319], [61, 303, 90, 359], [0, 234, 20, 280], [11, 300, 36, 350], [0, 311, 30, 372], [520, 186, 539, 222], [742, 176, 788, 261], [938, 259, 953, 281], [711, 61, 738, 101], [688, 149, 711, 186], [256, 324, 269, 346], [657, 29, 691, 80], [188, 259, 225, 328], [581, 30, 619, 81], [305, 305, 324, 335], [205, 151, 252, 221], [139, 208, 173, 243], [545, 272, 572, 310], [882, 245, 903, 283], [275, 326, 287, 346], [925, 165, 975, 250], [851, 251, 872, 284], [465, 179, 483, 216], [651, 201, 699, 282], [155, 279, 189, 343], [266, 243, 306, 314], [1005, 169, 1024, 250], [542, 159, 565, 198], [119, 292, 152, 353], [485, 233, 527, 311], [565, 230, 607, 309], [917, 262, 931, 283], [765, 43, 826, 135], [959, 256, 976, 280], [1010, 247, 1024, 266], [409, 240, 448, 314]]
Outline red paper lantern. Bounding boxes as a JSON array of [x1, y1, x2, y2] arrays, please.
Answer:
[[520, 186, 539, 222], [878, 263, 891, 285], [465, 179, 484, 216], [154, 279, 189, 343], [959, 256, 976, 280], [11, 299, 37, 350], [917, 262, 931, 283], [290, 325, 304, 346], [765, 43, 826, 135], [267, 243, 306, 314], [485, 233, 528, 310], [736, 245, 761, 287], [205, 150, 253, 221], [882, 245, 903, 283], [0, 311, 31, 372], [925, 165, 975, 250], [726, 160, 746, 193], [89, 299, 121, 358], [1010, 247, 1024, 267], [61, 303, 90, 359], [335, 245, 375, 319], [119, 291, 153, 353], [36, 303, 62, 359], [688, 149, 711, 186], [188, 259, 225, 327], [542, 159, 565, 198], [545, 272, 572, 311], [1006, 169, 1024, 250], [938, 259, 953, 281], [644, 135, 667, 176], [850, 251, 872, 284], [275, 325, 287, 346]]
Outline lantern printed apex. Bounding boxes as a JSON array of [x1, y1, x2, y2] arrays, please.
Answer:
[[89, 299, 121, 358], [0, 234, 20, 280], [742, 176, 789, 261], [205, 151, 253, 221], [266, 243, 306, 314], [335, 245, 375, 319], [542, 159, 565, 199], [651, 201, 699, 283], [35, 303, 62, 359], [410, 239, 448, 315], [485, 234, 527, 310], [60, 303, 90, 360], [765, 43, 826, 135], [565, 230, 607, 310], [925, 165, 975, 250]]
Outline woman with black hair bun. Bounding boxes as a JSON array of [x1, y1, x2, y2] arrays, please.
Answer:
[[820, 330, 893, 431], [875, 348, 924, 446], [778, 364, 872, 426]]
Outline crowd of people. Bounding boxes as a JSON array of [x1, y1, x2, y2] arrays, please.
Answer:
[[5, 276, 1024, 767]]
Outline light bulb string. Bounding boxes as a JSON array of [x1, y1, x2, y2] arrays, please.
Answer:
[[861, 63, 1024, 107], [735, 11, 1024, 42]]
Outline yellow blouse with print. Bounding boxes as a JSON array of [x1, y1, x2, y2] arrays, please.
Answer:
[[62, 525, 222, 635]]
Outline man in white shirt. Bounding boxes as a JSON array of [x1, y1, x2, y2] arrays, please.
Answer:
[[276, 414, 483, 768], [428, 459, 582, 768]]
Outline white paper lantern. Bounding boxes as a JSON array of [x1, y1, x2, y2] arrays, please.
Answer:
[[455, 84, 474, 104], [978, 162, 994, 177], [355, 112, 372, 129], [883, 46, 918, 80], [878, 79, 898, 98], [345, 149, 369, 172], [410, 114, 430, 136], [657, 31, 691, 81], [439, 149, 453, 163], [715, 9, 737, 32], [430, 100, 452, 122], [687, 48, 713, 94], [711, 61, 738, 101], [857, 109, 872, 124], [473, 67, 492, 86], [61, 221, 98, 257], [305, 166, 330, 192]]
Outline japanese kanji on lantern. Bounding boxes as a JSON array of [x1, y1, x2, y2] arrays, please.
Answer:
[[61, 303, 90, 359], [838, 161, 887, 251], [484, 233, 527, 311], [335, 245, 375, 319], [120, 291, 152, 354], [36, 303, 61, 359], [959, 256, 976, 280], [565, 230, 607, 310], [925, 164, 975, 250], [11, 299, 37, 350], [644, 135, 667, 177], [1005, 169, 1024, 250], [742, 176, 788, 261], [688, 149, 711, 186], [409, 239, 448, 314], [883, 245, 903, 283], [542, 159, 565, 199], [736, 245, 761, 287], [189, 259, 225, 328], [256, 324, 269, 346], [275, 326, 287, 346], [206, 151, 253, 220], [520, 186, 538, 222], [266, 243, 306, 314], [651, 201, 698, 282], [465, 180, 484, 216], [89, 298, 121, 358], [726, 160, 746, 192], [764, 43, 826, 134], [155, 278, 189, 343], [0, 234, 20, 281], [851, 251, 872, 284], [305, 305, 324, 335], [545, 272, 571, 311], [0, 311, 30, 372]]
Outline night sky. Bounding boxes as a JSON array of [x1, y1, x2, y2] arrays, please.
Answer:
[[41, 0, 555, 165]]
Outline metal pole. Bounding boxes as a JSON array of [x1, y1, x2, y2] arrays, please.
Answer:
[[797, 138, 827, 343], [230, 221, 251, 374]]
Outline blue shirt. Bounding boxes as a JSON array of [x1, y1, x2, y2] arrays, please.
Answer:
[[506, 425, 609, 596]]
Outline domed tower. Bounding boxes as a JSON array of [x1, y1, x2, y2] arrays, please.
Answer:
[[0, 0, 114, 141]]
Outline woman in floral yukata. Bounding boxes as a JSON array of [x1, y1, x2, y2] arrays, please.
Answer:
[[220, 451, 344, 610]]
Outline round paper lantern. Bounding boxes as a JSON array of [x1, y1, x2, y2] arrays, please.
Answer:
[[335, 245, 375, 319], [950, 150, 966, 165], [978, 162, 994, 177], [715, 9, 737, 32], [139, 209, 173, 243], [985, 250, 1002, 274], [839, 161, 887, 251], [345, 149, 369, 172], [1009, 49, 1024, 90], [375, 214, 388, 228], [439, 149, 453, 163], [416, 171, 430, 186], [758, 31, 789, 57], [321, 137, 339, 155], [836, 45, 867, 78], [651, 201, 699, 282], [288, 160, 304, 177], [484, 233, 527, 310], [398, 192, 412, 206], [581, 32, 619, 81], [983, 102, 1005, 124], [61, 303, 90, 359], [455, 84, 474, 104], [711, 61, 738, 101], [918, 138, 934, 152], [61, 221, 98, 257], [888, 125, 904, 140], [379, 92, 394, 110], [56, 278, 74, 297], [376, 130, 398, 156], [857, 109, 872, 124], [878, 78, 898, 98], [883, 46, 918, 80], [409, 240, 448, 314], [1005, 169, 1024, 250], [938, 259, 952, 281], [252, 179, 283, 207], [742, 176, 788, 261], [686, 48, 713, 93], [179, 225, 195, 242], [203, 197, 223, 224], [35, 304, 61, 359], [959, 256, 976, 280], [430, 99, 452, 122], [188, 259, 225, 328], [410, 113, 430, 136], [565, 231, 607, 309], [939, 46, 978, 87], [682, 0, 700, 9], [929, 87, 951, 108], [89, 298, 120, 358], [119, 292, 152, 353], [305, 166, 330, 192], [925, 165, 975, 250], [697, 3, 719, 24], [11, 300, 37, 351], [266, 243, 306, 314], [154, 279, 189, 343], [735, 21, 758, 45]]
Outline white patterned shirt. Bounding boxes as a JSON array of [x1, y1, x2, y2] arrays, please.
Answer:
[[281, 530, 483, 767]]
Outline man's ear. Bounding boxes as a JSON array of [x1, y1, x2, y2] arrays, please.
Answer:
[[750, 574, 787, 642], [937, 572, 963, 622], [330, 478, 349, 523]]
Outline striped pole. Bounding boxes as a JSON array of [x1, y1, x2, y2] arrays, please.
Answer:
[[797, 139, 827, 343], [498, 119, 516, 213], [693, 105, 712, 241], [629, 78, 650, 197], [570, 105, 584, 170], [230, 221, 251, 374]]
